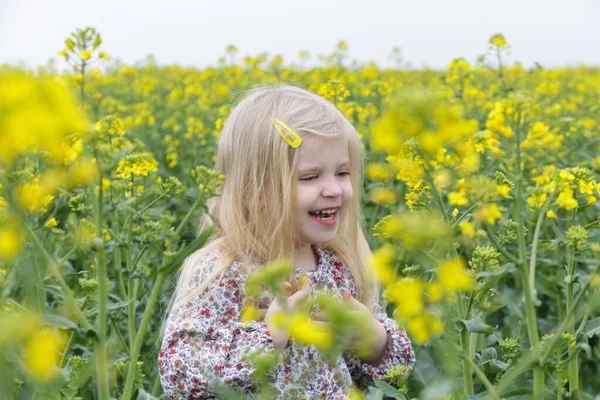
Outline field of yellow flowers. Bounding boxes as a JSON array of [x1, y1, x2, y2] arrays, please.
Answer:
[[1, 27, 600, 399]]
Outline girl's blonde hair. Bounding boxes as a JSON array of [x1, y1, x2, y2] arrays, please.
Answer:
[[170, 84, 376, 312]]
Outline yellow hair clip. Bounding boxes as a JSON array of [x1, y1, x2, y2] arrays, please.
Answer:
[[272, 118, 302, 149]]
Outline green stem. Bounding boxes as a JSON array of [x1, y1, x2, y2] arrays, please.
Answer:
[[151, 374, 162, 397], [565, 212, 579, 398], [121, 273, 166, 400], [138, 193, 167, 215], [464, 355, 501, 400], [173, 197, 202, 238], [457, 294, 473, 396], [94, 167, 109, 400], [513, 112, 543, 399], [483, 225, 521, 266], [111, 315, 130, 355], [24, 224, 92, 331], [529, 204, 548, 291], [496, 260, 600, 395]]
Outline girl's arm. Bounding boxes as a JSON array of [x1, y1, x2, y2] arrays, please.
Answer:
[[345, 302, 416, 390], [158, 254, 276, 398]]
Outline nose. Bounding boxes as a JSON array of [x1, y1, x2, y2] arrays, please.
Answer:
[[321, 176, 343, 198]]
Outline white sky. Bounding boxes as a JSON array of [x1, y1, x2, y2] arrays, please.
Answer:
[[1, 0, 599, 70]]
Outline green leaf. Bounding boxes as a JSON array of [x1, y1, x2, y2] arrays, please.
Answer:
[[374, 379, 404, 399], [487, 359, 509, 373], [457, 316, 496, 334], [45, 314, 79, 330], [583, 317, 600, 338], [480, 347, 498, 364]]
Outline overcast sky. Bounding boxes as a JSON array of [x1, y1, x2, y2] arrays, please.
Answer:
[[1, 0, 599, 71]]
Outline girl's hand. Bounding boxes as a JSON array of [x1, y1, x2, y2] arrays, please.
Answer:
[[264, 278, 311, 351], [313, 290, 388, 361]]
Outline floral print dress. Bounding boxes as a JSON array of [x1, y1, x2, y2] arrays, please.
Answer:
[[158, 246, 415, 399]]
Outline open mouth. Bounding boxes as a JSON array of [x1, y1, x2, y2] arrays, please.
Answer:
[[309, 208, 338, 222]]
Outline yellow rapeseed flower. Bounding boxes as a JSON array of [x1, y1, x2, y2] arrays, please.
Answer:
[[0, 224, 24, 261], [546, 210, 558, 219], [22, 326, 66, 380], [116, 153, 159, 179], [0, 73, 88, 166], [496, 184, 512, 199], [448, 190, 468, 206], [475, 203, 502, 224], [437, 258, 475, 292], [44, 218, 58, 228], [368, 246, 396, 285], [489, 34, 508, 49], [287, 314, 333, 352], [366, 163, 394, 181], [557, 188, 578, 210], [588, 196, 597, 205], [459, 221, 476, 238], [370, 188, 398, 205], [240, 302, 260, 323], [527, 192, 547, 209], [80, 50, 92, 61], [15, 178, 54, 213], [384, 278, 424, 317]]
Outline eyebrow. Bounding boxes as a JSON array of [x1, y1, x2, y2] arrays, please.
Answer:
[[298, 160, 350, 173]]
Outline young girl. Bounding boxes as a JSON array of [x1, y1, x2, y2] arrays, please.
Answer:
[[158, 85, 415, 399]]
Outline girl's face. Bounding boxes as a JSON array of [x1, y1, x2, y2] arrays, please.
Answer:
[[295, 135, 353, 247]]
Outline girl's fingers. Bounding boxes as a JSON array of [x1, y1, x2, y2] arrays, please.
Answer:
[[281, 282, 293, 295], [309, 320, 329, 329], [311, 311, 329, 321], [288, 285, 310, 308]]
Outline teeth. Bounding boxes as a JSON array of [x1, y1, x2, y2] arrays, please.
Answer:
[[314, 208, 337, 215]]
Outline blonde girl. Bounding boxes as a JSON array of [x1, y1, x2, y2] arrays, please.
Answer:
[[158, 84, 415, 399]]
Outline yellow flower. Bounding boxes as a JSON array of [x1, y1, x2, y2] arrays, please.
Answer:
[[489, 34, 508, 49], [448, 191, 468, 206], [437, 258, 474, 292], [546, 210, 558, 220], [556, 188, 578, 210], [406, 312, 444, 344], [80, 50, 92, 61], [588, 196, 597, 205], [384, 278, 423, 317], [452, 208, 459, 218], [288, 314, 333, 352], [0, 224, 24, 261], [116, 153, 159, 179], [527, 192, 547, 209], [44, 218, 58, 228], [240, 302, 260, 323], [23, 326, 66, 380], [15, 178, 55, 213], [579, 180, 595, 195], [496, 184, 512, 199], [459, 221, 475, 238], [368, 246, 396, 285], [0, 73, 88, 166], [366, 163, 394, 181], [348, 386, 365, 400], [475, 203, 502, 224], [370, 188, 397, 205], [425, 282, 444, 302]]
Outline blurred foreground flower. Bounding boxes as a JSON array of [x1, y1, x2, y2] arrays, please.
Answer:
[[0, 72, 88, 166]]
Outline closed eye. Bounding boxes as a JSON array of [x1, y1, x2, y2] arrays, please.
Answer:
[[299, 171, 349, 181]]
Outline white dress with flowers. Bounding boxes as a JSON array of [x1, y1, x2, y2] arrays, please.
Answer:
[[158, 246, 415, 399]]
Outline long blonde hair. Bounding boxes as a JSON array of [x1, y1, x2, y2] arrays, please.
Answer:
[[170, 84, 376, 313]]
